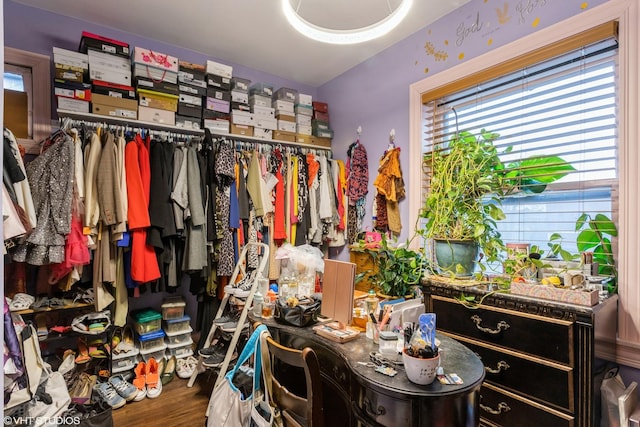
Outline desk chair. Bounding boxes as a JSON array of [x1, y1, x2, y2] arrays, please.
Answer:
[[262, 330, 324, 427]]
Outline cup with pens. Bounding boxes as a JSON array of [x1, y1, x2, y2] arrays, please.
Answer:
[[402, 313, 441, 385]]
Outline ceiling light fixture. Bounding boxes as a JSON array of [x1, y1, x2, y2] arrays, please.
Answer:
[[282, 0, 414, 45]]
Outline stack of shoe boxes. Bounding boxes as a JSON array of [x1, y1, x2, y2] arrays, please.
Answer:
[[53, 47, 91, 113], [132, 47, 179, 126], [249, 83, 275, 140], [177, 61, 207, 130], [80, 32, 137, 119], [204, 60, 233, 134], [161, 297, 194, 360], [230, 77, 253, 137], [312, 101, 333, 142], [294, 93, 313, 144], [273, 87, 297, 142]]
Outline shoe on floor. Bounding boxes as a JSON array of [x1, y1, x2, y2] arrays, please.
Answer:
[[93, 382, 126, 409], [162, 356, 177, 385], [132, 361, 147, 400], [176, 356, 198, 379], [146, 378, 162, 399], [109, 375, 138, 401]]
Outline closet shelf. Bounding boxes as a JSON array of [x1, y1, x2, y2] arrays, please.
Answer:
[[56, 109, 332, 151]]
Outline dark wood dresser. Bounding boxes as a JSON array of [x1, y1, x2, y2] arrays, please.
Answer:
[[422, 278, 618, 427], [259, 318, 485, 426]]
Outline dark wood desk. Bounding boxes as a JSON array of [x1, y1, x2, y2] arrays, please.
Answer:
[[258, 318, 485, 427]]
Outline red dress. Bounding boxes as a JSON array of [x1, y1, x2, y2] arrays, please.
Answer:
[[125, 134, 160, 283]]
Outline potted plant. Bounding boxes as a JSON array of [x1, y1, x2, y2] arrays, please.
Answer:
[[367, 235, 429, 298], [420, 129, 574, 278]]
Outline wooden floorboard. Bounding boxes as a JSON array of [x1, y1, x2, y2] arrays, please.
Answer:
[[112, 370, 218, 427]]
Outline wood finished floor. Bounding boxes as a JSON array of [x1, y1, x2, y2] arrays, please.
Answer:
[[112, 371, 217, 427]]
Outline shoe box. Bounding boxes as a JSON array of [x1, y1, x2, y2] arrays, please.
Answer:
[[139, 343, 167, 363], [88, 49, 131, 87], [111, 347, 140, 375], [166, 338, 194, 359]]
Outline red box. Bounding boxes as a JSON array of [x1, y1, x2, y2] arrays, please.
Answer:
[[313, 111, 330, 122], [312, 101, 328, 113], [79, 31, 130, 58]]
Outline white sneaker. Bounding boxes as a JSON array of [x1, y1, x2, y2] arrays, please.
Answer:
[[146, 379, 162, 399], [176, 355, 198, 379]]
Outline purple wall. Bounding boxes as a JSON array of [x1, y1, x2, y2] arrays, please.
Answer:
[[319, 0, 609, 259]]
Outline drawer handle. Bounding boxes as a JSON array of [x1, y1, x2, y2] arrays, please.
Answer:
[[471, 315, 510, 335], [332, 366, 346, 383], [480, 401, 511, 415], [363, 397, 386, 418], [485, 360, 510, 374]]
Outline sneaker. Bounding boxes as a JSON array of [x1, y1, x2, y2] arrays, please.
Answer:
[[176, 356, 198, 379], [93, 382, 126, 409], [220, 320, 249, 333], [212, 313, 238, 325], [108, 375, 138, 402], [234, 270, 258, 298], [199, 337, 230, 357], [202, 348, 237, 368], [146, 379, 162, 399]]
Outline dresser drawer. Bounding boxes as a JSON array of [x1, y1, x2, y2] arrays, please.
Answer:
[[433, 296, 574, 365], [458, 336, 573, 412], [353, 386, 413, 426], [480, 383, 574, 427], [313, 342, 350, 395]]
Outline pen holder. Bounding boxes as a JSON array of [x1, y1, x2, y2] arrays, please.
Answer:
[[402, 349, 440, 385]]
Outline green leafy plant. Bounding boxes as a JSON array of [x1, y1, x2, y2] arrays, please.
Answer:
[[420, 128, 575, 275], [368, 235, 429, 298], [576, 213, 618, 292]]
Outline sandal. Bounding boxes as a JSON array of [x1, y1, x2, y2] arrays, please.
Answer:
[[114, 325, 135, 354], [75, 338, 91, 364], [8, 293, 35, 311]]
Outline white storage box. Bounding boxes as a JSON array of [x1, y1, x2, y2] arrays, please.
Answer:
[[296, 93, 312, 106], [133, 47, 178, 73], [166, 339, 194, 359], [161, 296, 186, 320], [138, 106, 176, 125], [139, 343, 167, 362], [111, 347, 140, 374], [165, 327, 193, 346], [206, 60, 233, 78]]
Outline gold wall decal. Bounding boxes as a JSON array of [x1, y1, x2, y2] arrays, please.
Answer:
[[458, 52, 465, 60], [532, 16, 540, 27], [580, 2, 589, 9], [424, 41, 449, 61], [497, 3, 511, 24], [424, 67, 430, 74]]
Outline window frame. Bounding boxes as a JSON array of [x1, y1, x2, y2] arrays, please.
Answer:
[[4, 47, 51, 154], [409, 0, 640, 368]]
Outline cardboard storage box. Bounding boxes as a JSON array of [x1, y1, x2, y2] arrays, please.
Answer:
[[296, 93, 312, 106], [133, 47, 178, 73], [203, 109, 230, 121], [313, 128, 334, 138], [206, 97, 230, 114], [277, 120, 296, 133], [251, 105, 275, 119], [295, 104, 313, 116], [230, 123, 254, 137], [179, 93, 203, 107], [79, 31, 130, 57], [295, 134, 312, 144], [135, 77, 179, 96], [254, 127, 272, 140], [138, 89, 179, 112], [312, 101, 328, 113], [206, 60, 233, 78], [313, 111, 330, 122], [231, 102, 251, 112], [54, 64, 86, 83], [57, 97, 90, 113], [204, 118, 230, 133], [92, 103, 137, 120], [207, 74, 231, 91], [93, 80, 135, 99], [177, 102, 202, 119], [296, 124, 312, 135], [272, 99, 294, 114], [88, 49, 130, 72], [253, 116, 276, 130], [310, 136, 332, 148], [138, 105, 176, 125], [175, 115, 201, 130], [206, 87, 231, 103], [312, 119, 330, 131], [276, 113, 295, 122], [296, 115, 312, 126], [272, 130, 296, 143], [231, 110, 253, 126], [133, 63, 177, 84], [249, 95, 271, 108], [53, 47, 88, 72], [178, 61, 206, 81], [231, 90, 249, 104], [179, 82, 206, 97], [54, 80, 92, 101]]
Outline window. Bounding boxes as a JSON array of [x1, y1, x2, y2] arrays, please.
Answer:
[[409, 0, 640, 368], [421, 31, 618, 275], [3, 47, 51, 154]]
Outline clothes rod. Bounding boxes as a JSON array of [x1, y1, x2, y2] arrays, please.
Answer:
[[56, 110, 333, 151]]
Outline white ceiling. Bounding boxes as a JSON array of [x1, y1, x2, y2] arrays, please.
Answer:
[[13, 0, 471, 87]]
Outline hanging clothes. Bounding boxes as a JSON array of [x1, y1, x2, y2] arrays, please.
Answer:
[[346, 139, 369, 244], [13, 130, 74, 265], [4, 128, 36, 230], [373, 147, 405, 235]]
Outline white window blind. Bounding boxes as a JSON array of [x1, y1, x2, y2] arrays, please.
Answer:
[[421, 36, 618, 274]]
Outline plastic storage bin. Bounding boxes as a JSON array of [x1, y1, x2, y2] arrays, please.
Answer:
[[161, 297, 186, 320], [132, 309, 162, 335], [111, 348, 139, 374], [165, 327, 193, 346], [166, 338, 193, 359], [139, 343, 167, 362], [137, 329, 166, 352], [164, 315, 191, 334]]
